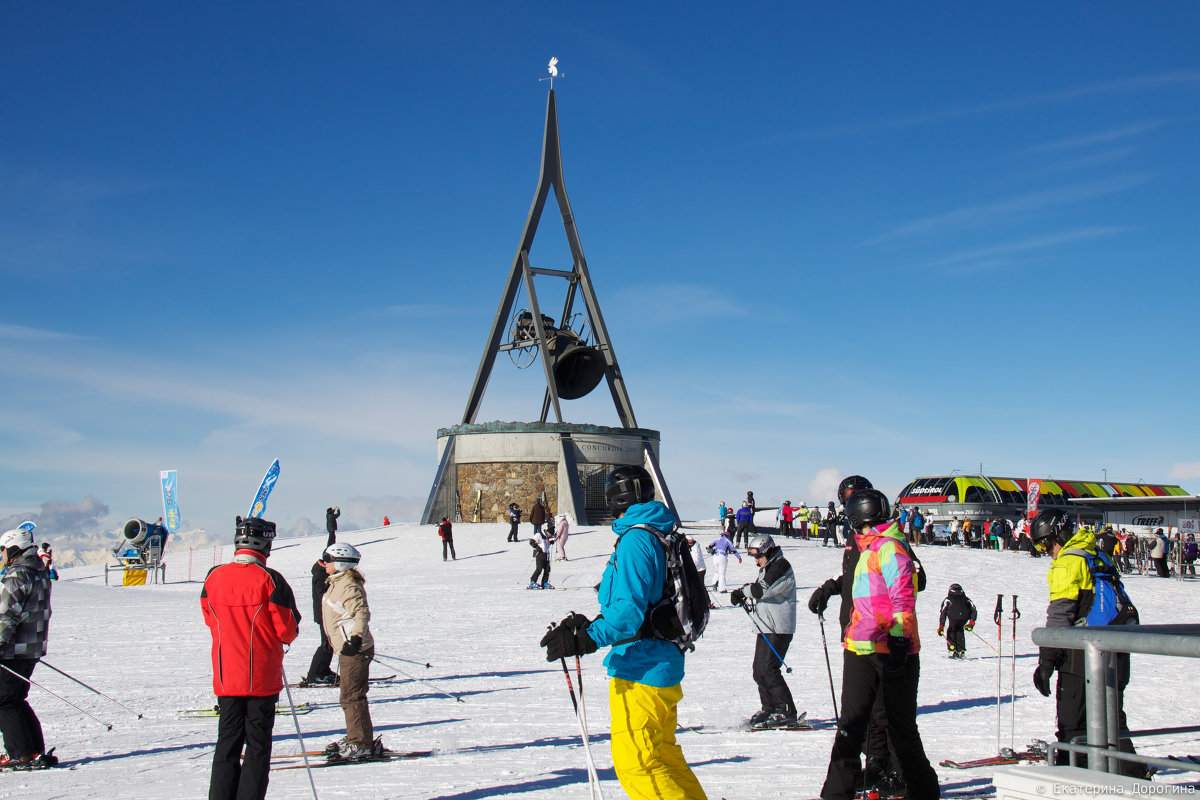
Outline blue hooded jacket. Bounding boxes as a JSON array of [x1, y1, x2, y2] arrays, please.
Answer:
[[585, 501, 685, 688]]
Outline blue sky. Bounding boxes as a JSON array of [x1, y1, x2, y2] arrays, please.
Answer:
[[2, 2, 1198, 541]]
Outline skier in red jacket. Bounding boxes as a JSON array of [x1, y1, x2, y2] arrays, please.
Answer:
[[201, 516, 300, 800]]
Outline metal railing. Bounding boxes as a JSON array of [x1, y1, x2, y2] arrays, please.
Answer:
[[1031, 623, 1200, 776]]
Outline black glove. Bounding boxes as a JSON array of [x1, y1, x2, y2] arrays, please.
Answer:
[[884, 636, 909, 678], [808, 578, 839, 615], [539, 613, 598, 662], [749, 582, 763, 599], [340, 635, 363, 657], [730, 588, 746, 607], [1033, 661, 1055, 697]]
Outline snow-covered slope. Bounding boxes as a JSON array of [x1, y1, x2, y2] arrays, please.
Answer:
[[11, 518, 1198, 799]]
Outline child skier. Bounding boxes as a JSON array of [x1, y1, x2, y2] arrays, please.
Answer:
[[321, 543, 380, 762], [937, 583, 977, 659]]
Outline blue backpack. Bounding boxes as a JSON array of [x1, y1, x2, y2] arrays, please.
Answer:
[[1061, 548, 1138, 627]]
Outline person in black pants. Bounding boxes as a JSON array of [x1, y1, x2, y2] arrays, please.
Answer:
[[438, 518, 456, 561], [810, 476, 929, 796], [821, 502, 841, 548], [819, 489, 938, 800], [325, 506, 340, 547], [303, 549, 338, 686], [937, 583, 977, 659], [507, 503, 521, 543], [201, 517, 299, 800], [731, 534, 798, 728]]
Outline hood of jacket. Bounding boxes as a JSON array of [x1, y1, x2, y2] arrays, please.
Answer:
[[1055, 529, 1098, 559], [612, 501, 679, 538]]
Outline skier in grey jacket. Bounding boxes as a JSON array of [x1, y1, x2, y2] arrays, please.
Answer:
[[0, 526, 54, 767], [731, 534, 798, 728]]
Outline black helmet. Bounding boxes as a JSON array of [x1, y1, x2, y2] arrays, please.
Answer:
[[604, 465, 655, 516], [838, 475, 873, 505], [844, 489, 890, 530], [1030, 510, 1074, 551], [234, 515, 277, 555], [949, 583, 963, 594]]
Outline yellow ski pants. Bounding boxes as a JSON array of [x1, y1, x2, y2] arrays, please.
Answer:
[[609, 677, 707, 800]]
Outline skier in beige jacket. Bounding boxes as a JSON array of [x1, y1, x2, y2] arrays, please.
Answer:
[[321, 543, 378, 761]]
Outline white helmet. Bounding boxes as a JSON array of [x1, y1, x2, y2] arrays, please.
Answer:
[[0, 527, 35, 551], [323, 542, 362, 571]]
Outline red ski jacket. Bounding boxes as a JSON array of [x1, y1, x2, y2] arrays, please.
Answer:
[[201, 551, 300, 697]]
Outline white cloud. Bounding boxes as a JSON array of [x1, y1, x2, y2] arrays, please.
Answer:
[[1170, 463, 1200, 481], [808, 467, 843, 506]]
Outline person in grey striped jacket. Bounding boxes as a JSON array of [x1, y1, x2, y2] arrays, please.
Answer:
[[0, 525, 53, 767]]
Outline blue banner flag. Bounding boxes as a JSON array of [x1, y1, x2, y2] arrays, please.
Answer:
[[248, 459, 281, 519], [160, 470, 181, 531]]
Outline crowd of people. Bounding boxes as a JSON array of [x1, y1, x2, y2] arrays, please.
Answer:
[[0, 472, 1182, 800]]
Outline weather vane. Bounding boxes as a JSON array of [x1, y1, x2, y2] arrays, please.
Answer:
[[539, 57, 563, 89]]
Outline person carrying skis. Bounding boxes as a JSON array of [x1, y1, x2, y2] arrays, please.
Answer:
[[320, 543, 380, 762], [529, 526, 554, 589], [731, 533, 799, 728], [201, 516, 300, 800], [818, 488, 939, 800], [538, 465, 708, 800], [325, 506, 340, 547], [507, 502, 522, 543], [0, 526, 55, 769], [1029, 509, 1145, 777], [937, 583, 977, 659], [302, 548, 339, 687], [707, 530, 742, 594], [438, 517, 456, 561]]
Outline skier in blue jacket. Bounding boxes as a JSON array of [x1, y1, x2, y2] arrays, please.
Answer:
[[539, 465, 707, 800]]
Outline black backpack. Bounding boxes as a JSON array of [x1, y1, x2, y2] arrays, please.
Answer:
[[625, 524, 710, 652]]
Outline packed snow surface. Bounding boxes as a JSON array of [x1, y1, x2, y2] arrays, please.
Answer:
[[10, 519, 1198, 799]]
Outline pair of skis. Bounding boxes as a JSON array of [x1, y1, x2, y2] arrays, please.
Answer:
[[939, 741, 1048, 769], [271, 748, 434, 771]]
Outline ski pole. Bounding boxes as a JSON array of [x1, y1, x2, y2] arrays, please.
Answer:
[[1011, 595, 1020, 751], [966, 627, 999, 653], [737, 601, 792, 673], [279, 663, 320, 800], [547, 624, 604, 800], [372, 654, 431, 669], [994, 594, 1004, 756], [0, 662, 113, 731], [37, 660, 143, 718], [372, 654, 464, 702], [818, 613, 839, 720]]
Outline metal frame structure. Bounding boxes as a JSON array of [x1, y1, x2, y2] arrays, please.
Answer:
[[421, 90, 674, 525], [1031, 623, 1200, 778], [460, 89, 637, 429]]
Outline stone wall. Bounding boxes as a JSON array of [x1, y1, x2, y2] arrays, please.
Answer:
[[456, 462, 559, 523]]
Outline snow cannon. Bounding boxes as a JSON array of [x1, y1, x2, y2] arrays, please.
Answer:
[[119, 519, 169, 564]]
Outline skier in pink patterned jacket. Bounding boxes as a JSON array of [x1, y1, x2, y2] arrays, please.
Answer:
[[820, 488, 939, 800]]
